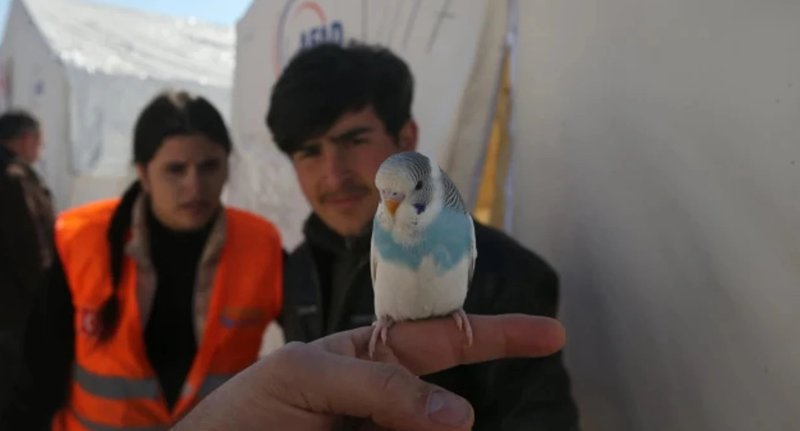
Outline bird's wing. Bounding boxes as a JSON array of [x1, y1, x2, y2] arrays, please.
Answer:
[[370, 231, 378, 287], [440, 169, 467, 213], [467, 214, 477, 288]]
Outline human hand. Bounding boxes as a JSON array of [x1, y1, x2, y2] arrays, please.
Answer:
[[173, 314, 566, 431]]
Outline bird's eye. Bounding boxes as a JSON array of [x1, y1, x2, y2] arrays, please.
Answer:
[[415, 181, 423, 190]]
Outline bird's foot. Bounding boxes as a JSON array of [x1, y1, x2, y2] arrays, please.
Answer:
[[449, 308, 473, 347], [369, 316, 395, 359]]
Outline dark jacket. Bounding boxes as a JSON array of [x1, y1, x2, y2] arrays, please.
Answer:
[[0, 146, 55, 415], [280, 214, 580, 431], [0, 146, 54, 325]]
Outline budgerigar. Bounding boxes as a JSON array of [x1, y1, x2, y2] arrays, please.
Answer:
[[368, 150, 477, 357]]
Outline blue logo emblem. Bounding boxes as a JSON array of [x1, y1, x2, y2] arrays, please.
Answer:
[[273, 1, 346, 78]]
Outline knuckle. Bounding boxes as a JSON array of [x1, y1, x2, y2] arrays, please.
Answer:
[[375, 363, 407, 392], [370, 363, 429, 427], [373, 362, 425, 402], [267, 342, 312, 372], [261, 342, 314, 402]]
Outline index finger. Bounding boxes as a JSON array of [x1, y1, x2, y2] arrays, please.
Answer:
[[313, 314, 566, 376]]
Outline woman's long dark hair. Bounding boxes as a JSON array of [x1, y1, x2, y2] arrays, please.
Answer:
[[97, 90, 232, 342]]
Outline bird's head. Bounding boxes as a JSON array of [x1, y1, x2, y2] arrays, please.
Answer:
[[374, 151, 441, 232]]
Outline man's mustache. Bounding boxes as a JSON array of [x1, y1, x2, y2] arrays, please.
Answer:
[[179, 200, 212, 208], [319, 182, 371, 203]]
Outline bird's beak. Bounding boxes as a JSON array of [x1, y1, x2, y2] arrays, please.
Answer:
[[381, 190, 405, 216], [385, 199, 401, 216]]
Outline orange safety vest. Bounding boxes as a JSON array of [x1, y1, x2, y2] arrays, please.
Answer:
[[50, 199, 283, 431]]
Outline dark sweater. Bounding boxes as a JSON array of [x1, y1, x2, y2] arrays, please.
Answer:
[[144, 207, 213, 409]]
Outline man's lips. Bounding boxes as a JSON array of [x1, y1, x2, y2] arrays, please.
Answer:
[[323, 191, 369, 208]]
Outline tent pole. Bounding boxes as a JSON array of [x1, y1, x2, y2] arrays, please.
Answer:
[[502, 0, 519, 233]]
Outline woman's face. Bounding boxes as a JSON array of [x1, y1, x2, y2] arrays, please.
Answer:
[[137, 134, 229, 231]]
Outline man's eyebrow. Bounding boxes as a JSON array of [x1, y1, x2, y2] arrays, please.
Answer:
[[198, 157, 222, 166], [330, 126, 373, 143], [297, 140, 321, 151]]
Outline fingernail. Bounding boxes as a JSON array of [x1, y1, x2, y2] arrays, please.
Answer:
[[427, 389, 471, 426]]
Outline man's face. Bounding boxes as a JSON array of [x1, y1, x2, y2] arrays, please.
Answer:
[[137, 134, 229, 231], [291, 107, 417, 237]]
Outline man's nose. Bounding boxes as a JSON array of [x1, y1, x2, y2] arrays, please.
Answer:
[[322, 146, 350, 188]]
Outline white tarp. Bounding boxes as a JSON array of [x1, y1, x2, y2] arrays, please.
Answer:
[[65, 71, 231, 177], [0, 0, 72, 210], [228, 0, 508, 250], [0, 0, 235, 210], [513, 0, 800, 429]]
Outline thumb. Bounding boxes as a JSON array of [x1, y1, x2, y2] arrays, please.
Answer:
[[271, 344, 474, 431], [359, 363, 474, 431]]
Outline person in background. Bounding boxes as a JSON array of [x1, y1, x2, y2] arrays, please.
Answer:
[[1, 91, 284, 431], [0, 110, 54, 411], [268, 42, 581, 430]]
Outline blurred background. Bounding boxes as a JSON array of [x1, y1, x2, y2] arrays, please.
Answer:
[[0, 0, 251, 34], [1, 1, 799, 430]]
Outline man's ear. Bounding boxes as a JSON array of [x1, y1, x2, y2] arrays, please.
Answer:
[[135, 163, 151, 194], [397, 120, 418, 152]]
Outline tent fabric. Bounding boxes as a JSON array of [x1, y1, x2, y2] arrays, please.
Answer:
[[0, 0, 72, 210], [227, 0, 506, 250], [513, 0, 800, 430], [438, 0, 508, 211], [0, 0, 234, 210], [23, 0, 233, 86], [64, 69, 231, 177], [472, 52, 512, 229]]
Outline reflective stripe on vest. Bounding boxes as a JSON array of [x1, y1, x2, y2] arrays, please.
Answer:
[[196, 373, 236, 399], [73, 364, 159, 400], [73, 411, 166, 431], [74, 363, 236, 401]]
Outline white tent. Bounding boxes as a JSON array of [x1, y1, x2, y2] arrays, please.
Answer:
[[514, 0, 800, 430], [227, 0, 509, 250], [0, 0, 235, 212]]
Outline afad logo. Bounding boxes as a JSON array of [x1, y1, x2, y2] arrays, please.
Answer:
[[220, 306, 268, 328], [272, 0, 345, 78]]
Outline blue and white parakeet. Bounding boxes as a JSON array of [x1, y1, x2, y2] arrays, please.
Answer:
[[369, 151, 477, 357]]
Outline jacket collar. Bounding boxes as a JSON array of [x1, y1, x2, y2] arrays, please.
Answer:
[[0, 145, 15, 163], [302, 213, 372, 257], [124, 194, 227, 271], [121, 194, 228, 342]]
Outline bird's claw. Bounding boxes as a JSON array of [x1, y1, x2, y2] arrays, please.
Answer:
[[450, 308, 473, 347], [368, 316, 395, 358]]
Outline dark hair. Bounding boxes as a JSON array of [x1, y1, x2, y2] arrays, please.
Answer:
[[266, 41, 414, 155], [0, 110, 40, 145], [98, 90, 232, 342]]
